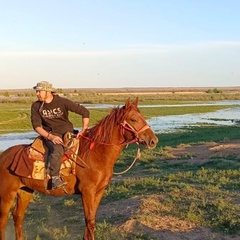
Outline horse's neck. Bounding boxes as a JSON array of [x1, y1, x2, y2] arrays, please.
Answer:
[[101, 144, 124, 165], [89, 126, 125, 166]]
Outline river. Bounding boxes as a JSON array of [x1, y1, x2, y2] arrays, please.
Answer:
[[0, 100, 240, 151]]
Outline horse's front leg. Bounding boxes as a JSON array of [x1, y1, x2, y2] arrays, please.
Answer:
[[81, 187, 106, 240]]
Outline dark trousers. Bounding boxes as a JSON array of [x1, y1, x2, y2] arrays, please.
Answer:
[[44, 139, 64, 177]]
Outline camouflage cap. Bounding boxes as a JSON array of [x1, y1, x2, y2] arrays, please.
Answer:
[[33, 81, 56, 92]]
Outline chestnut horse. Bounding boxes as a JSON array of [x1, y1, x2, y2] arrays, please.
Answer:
[[0, 98, 158, 240]]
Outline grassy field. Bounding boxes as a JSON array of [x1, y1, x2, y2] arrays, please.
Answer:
[[1, 93, 240, 239], [4, 125, 240, 240], [0, 101, 238, 134]]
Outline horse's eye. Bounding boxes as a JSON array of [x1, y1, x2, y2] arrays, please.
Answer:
[[130, 118, 137, 122]]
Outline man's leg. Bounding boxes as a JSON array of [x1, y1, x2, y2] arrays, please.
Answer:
[[45, 140, 66, 189]]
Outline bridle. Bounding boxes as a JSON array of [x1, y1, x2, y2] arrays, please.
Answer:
[[112, 120, 150, 175], [120, 120, 150, 146], [66, 120, 151, 174], [79, 120, 150, 148]]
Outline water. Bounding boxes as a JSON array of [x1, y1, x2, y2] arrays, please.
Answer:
[[1, 100, 240, 151], [84, 100, 240, 109], [0, 132, 38, 151], [148, 107, 240, 133]]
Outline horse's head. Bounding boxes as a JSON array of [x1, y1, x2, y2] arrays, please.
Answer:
[[121, 98, 158, 149], [82, 98, 158, 151]]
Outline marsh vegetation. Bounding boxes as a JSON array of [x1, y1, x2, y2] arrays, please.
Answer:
[[1, 89, 240, 239]]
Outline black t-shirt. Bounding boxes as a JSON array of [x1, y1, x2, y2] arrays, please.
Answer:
[[31, 95, 89, 136]]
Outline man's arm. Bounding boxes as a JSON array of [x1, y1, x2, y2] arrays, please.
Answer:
[[35, 126, 63, 144], [82, 117, 89, 131], [34, 126, 50, 139]]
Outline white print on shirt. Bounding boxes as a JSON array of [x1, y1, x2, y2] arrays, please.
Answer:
[[41, 107, 63, 119]]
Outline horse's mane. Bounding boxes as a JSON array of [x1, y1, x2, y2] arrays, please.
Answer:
[[79, 104, 139, 153]]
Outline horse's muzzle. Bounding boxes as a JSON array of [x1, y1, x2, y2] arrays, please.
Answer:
[[139, 134, 158, 149]]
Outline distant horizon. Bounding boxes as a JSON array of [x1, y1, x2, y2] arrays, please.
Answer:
[[1, 85, 240, 92]]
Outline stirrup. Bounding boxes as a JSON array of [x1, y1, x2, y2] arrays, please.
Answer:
[[52, 176, 67, 189]]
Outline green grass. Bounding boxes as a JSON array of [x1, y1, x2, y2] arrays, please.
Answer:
[[0, 101, 237, 134], [114, 124, 240, 173], [2, 99, 240, 239], [140, 104, 239, 118], [158, 125, 240, 147], [102, 166, 240, 234], [100, 124, 240, 237]]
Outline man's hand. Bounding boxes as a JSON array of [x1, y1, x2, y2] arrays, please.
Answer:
[[48, 134, 63, 144], [76, 128, 87, 138]]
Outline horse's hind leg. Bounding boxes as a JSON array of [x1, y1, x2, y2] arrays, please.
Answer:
[[12, 188, 33, 240], [0, 190, 18, 240]]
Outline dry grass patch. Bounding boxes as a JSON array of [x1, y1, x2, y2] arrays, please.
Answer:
[[136, 195, 196, 232]]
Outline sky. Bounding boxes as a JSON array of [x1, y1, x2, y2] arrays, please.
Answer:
[[0, 0, 240, 90]]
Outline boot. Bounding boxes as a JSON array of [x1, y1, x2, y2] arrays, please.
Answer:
[[52, 176, 67, 189]]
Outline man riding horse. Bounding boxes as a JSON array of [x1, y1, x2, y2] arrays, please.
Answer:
[[31, 81, 90, 189]]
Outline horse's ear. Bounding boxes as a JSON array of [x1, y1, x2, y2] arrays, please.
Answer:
[[125, 98, 131, 108], [132, 97, 139, 107]]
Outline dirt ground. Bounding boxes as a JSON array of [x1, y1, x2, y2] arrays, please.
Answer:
[[170, 140, 240, 162], [5, 141, 240, 239], [98, 140, 240, 240]]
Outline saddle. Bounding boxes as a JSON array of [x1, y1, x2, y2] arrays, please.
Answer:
[[28, 132, 79, 180]]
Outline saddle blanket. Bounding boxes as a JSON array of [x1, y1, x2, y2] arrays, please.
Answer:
[[10, 133, 79, 180]]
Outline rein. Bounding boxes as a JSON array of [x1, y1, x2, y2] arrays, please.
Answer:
[[113, 147, 141, 175], [79, 120, 150, 147], [78, 120, 150, 174], [63, 120, 150, 174], [61, 142, 90, 169]]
